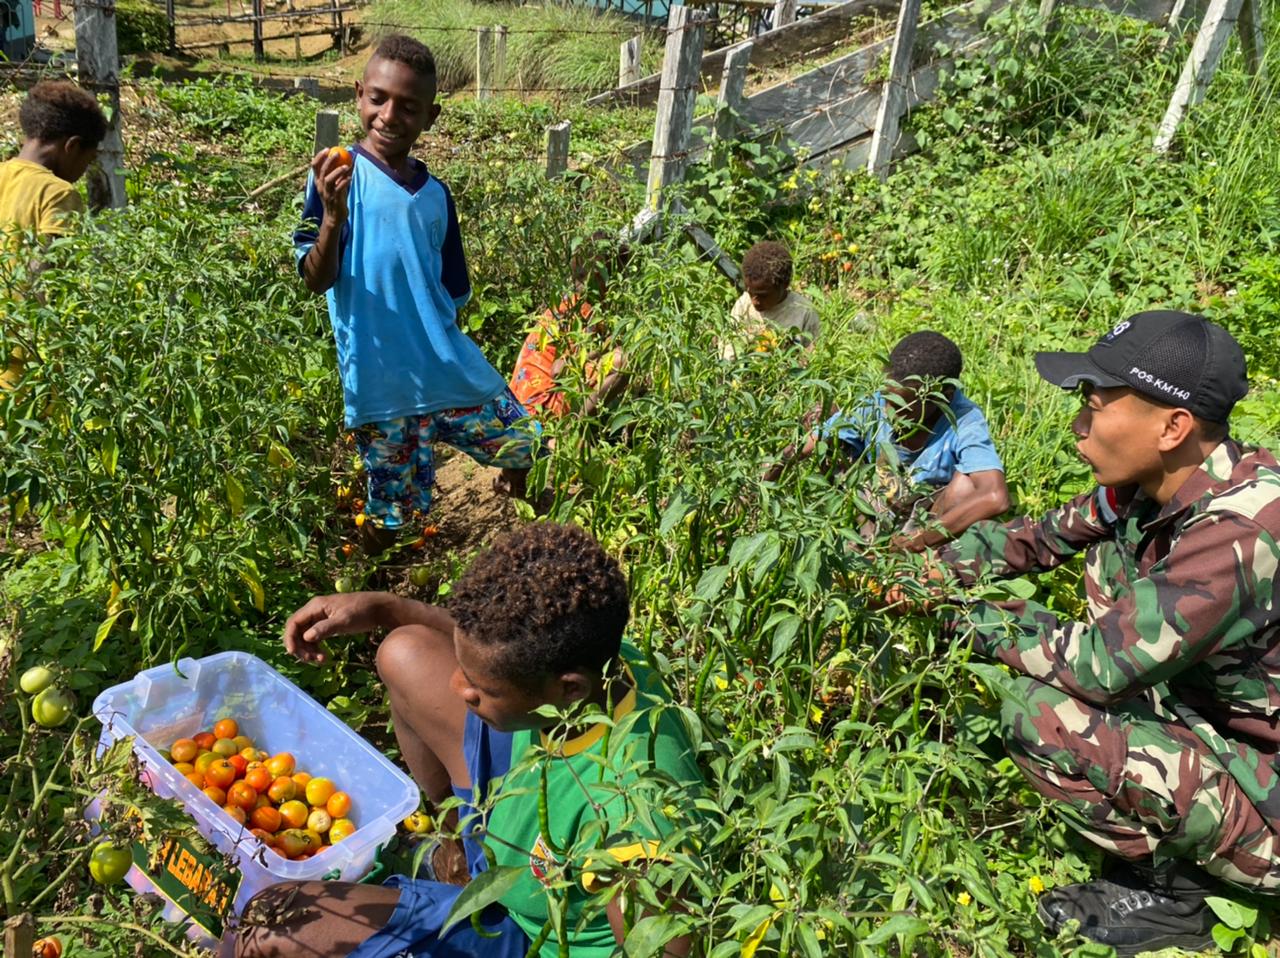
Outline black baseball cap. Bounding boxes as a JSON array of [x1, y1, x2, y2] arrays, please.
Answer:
[[1034, 310, 1248, 423]]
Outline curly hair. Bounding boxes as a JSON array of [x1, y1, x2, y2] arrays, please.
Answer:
[[888, 331, 963, 385], [741, 240, 793, 290], [371, 34, 437, 82], [449, 524, 630, 688], [19, 81, 108, 146]]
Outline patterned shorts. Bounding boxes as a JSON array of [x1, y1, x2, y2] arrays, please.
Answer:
[[353, 389, 537, 529]]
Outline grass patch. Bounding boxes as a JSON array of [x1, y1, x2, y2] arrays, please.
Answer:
[[367, 0, 664, 94]]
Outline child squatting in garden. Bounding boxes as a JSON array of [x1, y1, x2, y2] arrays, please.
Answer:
[[294, 34, 538, 554], [764, 330, 1010, 551], [223, 523, 703, 958], [720, 240, 821, 359], [509, 231, 632, 422]]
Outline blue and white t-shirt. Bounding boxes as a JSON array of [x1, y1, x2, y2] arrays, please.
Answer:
[[822, 389, 1004, 487], [294, 146, 507, 428]]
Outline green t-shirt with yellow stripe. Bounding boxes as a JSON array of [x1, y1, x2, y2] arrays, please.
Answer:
[[485, 647, 704, 956]]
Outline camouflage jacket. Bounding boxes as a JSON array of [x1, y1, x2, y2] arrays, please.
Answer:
[[938, 439, 1280, 747]]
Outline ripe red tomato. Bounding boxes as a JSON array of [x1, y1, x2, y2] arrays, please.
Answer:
[[227, 781, 258, 811], [205, 760, 236, 790], [213, 718, 239, 740], [33, 937, 62, 958]]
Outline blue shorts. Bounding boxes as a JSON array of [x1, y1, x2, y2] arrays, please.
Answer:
[[354, 389, 538, 530], [348, 714, 520, 958]]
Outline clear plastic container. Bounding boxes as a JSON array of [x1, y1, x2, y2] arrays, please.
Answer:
[[92, 650, 418, 943]]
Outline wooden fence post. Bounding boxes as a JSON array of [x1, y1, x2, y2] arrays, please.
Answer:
[[494, 24, 507, 90], [1153, 0, 1250, 152], [772, 0, 797, 28], [645, 6, 707, 212], [332, 0, 346, 56], [712, 40, 752, 144], [619, 34, 642, 86], [1236, 0, 1265, 76], [545, 120, 571, 178], [294, 77, 321, 98], [74, 0, 126, 209], [251, 0, 264, 60], [866, 0, 921, 179], [4, 915, 34, 958], [165, 0, 176, 52], [476, 26, 494, 100], [314, 110, 340, 153]]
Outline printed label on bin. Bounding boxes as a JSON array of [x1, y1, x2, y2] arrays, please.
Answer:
[[132, 834, 242, 939]]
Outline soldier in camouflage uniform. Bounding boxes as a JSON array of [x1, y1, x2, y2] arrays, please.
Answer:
[[926, 311, 1280, 954]]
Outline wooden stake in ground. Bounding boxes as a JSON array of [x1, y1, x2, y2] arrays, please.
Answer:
[[289, 0, 301, 61], [1153, 0, 1259, 152], [495, 25, 508, 90], [314, 109, 340, 153], [866, 0, 921, 179], [773, 0, 798, 28], [476, 26, 494, 100], [73, 0, 126, 209], [619, 34, 642, 87], [645, 6, 707, 213], [3, 915, 34, 958], [712, 40, 753, 145], [251, 0, 264, 60], [545, 120, 570, 178]]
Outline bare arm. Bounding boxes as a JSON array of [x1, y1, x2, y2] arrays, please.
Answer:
[[893, 469, 1011, 553], [299, 149, 352, 295], [583, 347, 628, 417], [605, 897, 692, 957], [283, 592, 454, 663]]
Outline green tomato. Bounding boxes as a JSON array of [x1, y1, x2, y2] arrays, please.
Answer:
[[19, 666, 55, 695], [31, 686, 75, 728], [88, 842, 132, 885], [408, 566, 432, 588], [334, 576, 354, 594]]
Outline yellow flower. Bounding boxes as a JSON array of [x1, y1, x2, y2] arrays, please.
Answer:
[[1028, 876, 1045, 895], [956, 891, 972, 906]]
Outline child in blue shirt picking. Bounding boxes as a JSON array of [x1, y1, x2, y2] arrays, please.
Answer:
[[294, 35, 536, 550], [764, 330, 1010, 551]]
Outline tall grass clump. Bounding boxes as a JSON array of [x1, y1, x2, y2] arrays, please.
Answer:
[[369, 0, 663, 93]]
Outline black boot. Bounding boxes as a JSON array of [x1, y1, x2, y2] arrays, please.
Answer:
[[1038, 857, 1216, 956]]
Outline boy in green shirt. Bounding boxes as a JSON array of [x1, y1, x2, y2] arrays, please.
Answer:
[[224, 524, 702, 958]]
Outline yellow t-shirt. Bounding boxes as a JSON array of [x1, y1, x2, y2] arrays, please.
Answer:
[[0, 158, 84, 240]]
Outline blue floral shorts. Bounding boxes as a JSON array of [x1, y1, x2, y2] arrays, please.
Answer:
[[353, 389, 537, 529]]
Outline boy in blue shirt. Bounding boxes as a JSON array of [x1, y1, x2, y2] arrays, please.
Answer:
[[294, 35, 536, 550], [763, 330, 1010, 551]]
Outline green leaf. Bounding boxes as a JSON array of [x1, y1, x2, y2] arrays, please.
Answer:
[[694, 565, 730, 602], [623, 913, 686, 957], [94, 611, 123, 652], [441, 864, 525, 933], [1206, 896, 1247, 928], [863, 914, 929, 945], [770, 614, 801, 661], [1212, 924, 1244, 951]]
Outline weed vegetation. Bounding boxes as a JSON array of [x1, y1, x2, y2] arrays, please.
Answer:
[[2, 4, 1279, 954]]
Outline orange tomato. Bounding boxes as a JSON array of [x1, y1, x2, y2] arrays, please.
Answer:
[[254, 794, 271, 810], [267, 777, 297, 804], [329, 818, 356, 843], [276, 829, 310, 858], [305, 777, 336, 807], [206, 760, 236, 790], [328, 146, 353, 168], [326, 791, 352, 819], [251, 805, 282, 833], [292, 770, 312, 786], [170, 738, 198, 763], [228, 754, 248, 777], [185, 771, 206, 789], [239, 746, 259, 762], [278, 800, 309, 830], [245, 766, 272, 792], [203, 785, 228, 806], [194, 732, 216, 751], [213, 718, 239, 740], [33, 937, 62, 958], [265, 753, 296, 778], [250, 827, 276, 846], [195, 752, 219, 775], [173, 761, 195, 775], [223, 804, 248, 825], [228, 781, 258, 810]]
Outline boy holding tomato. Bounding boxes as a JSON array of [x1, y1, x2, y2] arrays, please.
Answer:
[[294, 34, 538, 553], [223, 523, 703, 958]]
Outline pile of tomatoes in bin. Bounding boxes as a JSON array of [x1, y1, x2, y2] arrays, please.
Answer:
[[162, 717, 356, 860]]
